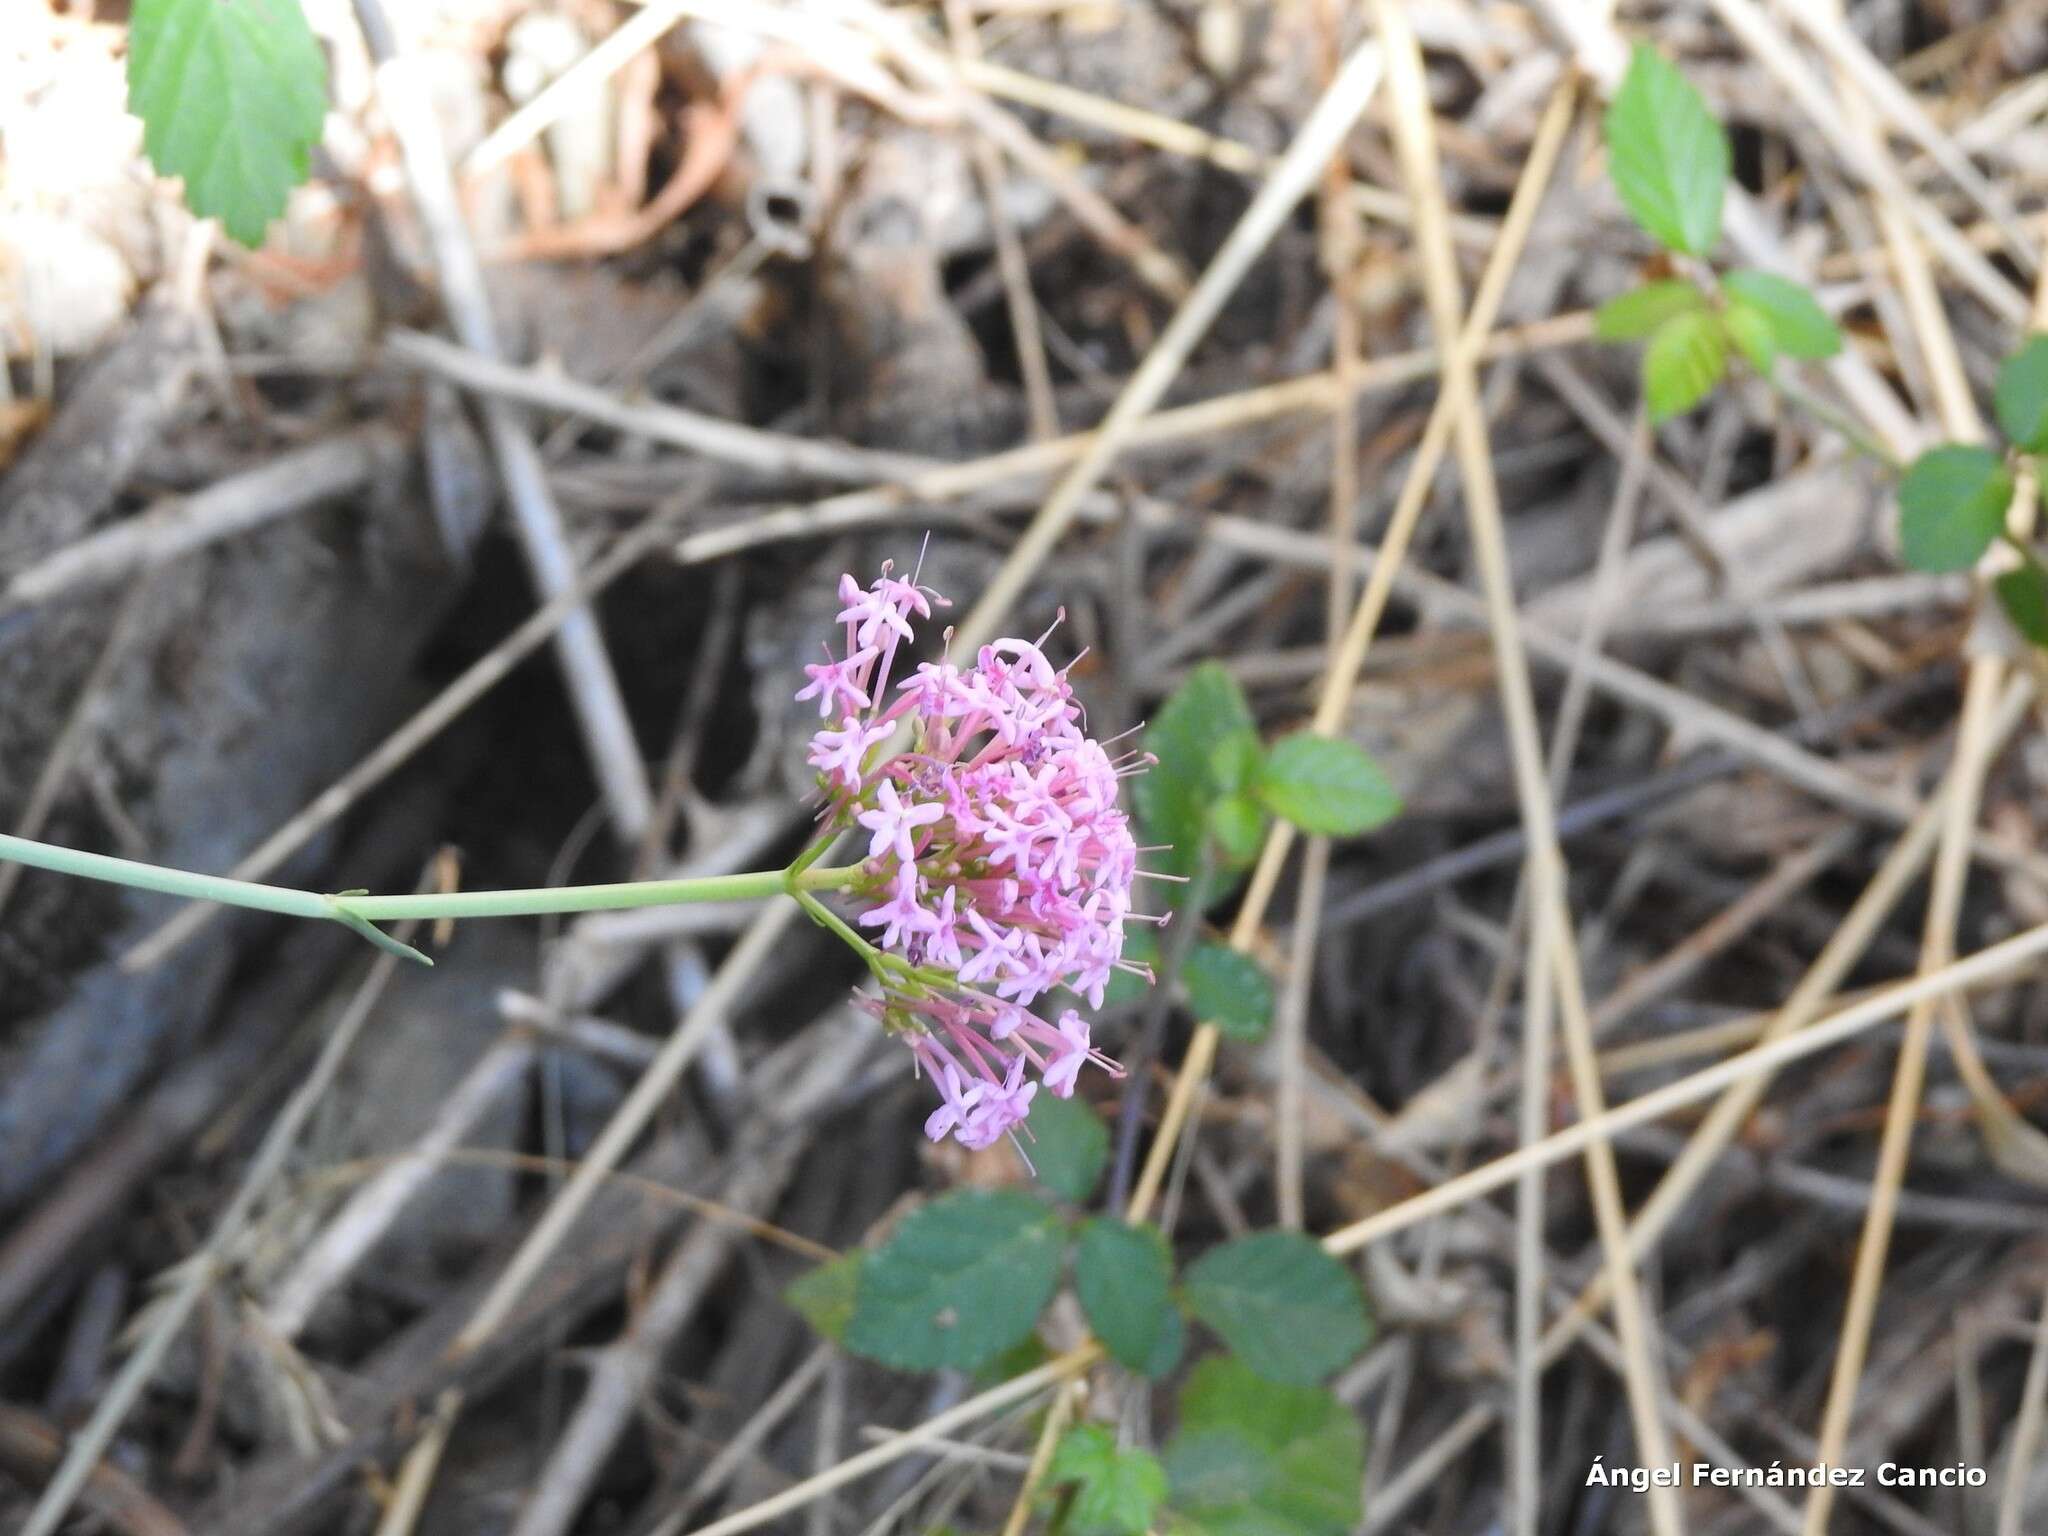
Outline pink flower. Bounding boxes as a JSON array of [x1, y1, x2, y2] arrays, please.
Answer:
[[801, 559, 1149, 1150], [860, 868, 933, 951], [795, 647, 876, 719], [857, 779, 944, 865], [807, 716, 890, 794]]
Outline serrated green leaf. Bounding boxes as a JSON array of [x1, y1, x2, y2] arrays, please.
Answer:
[[1183, 944, 1274, 1042], [128, 0, 329, 247], [1721, 270, 1841, 360], [1898, 444, 2013, 573], [784, 1251, 863, 1343], [1723, 300, 1778, 376], [844, 1191, 1062, 1371], [1251, 734, 1400, 838], [1075, 1219, 1180, 1376], [1643, 309, 1727, 422], [1164, 1359, 1365, 1536], [1996, 335, 2048, 452], [1996, 563, 2048, 646], [1049, 1425, 1170, 1536], [1594, 280, 1706, 341], [1183, 1232, 1371, 1385], [1025, 1092, 1109, 1203], [1605, 44, 1729, 257], [1138, 663, 1261, 899]]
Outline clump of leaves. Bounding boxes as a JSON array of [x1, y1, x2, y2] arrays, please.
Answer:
[[128, 0, 329, 247], [793, 1186, 1370, 1388], [1597, 42, 2048, 650], [1597, 43, 1840, 421], [1135, 662, 1399, 1043]]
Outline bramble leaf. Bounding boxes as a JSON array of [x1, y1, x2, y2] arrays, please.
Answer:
[[1643, 309, 1727, 422], [1721, 270, 1841, 360], [1995, 335, 2048, 452], [1252, 734, 1400, 838], [1605, 44, 1729, 258], [1208, 794, 1269, 865], [1075, 1219, 1180, 1376], [128, 0, 329, 247], [1594, 280, 1705, 341], [1164, 1358, 1365, 1536], [1995, 563, 2048, 647], [1138, 663, 1261, 898], [1898, 444, 2012, 574], [1183, 943, 1275, 1042], [1026, 1092, 1110, 1204], [1183, 1231, 1371, 1384], [1048, 1425, 1169, 1536], [1722, 301, 1778, 376], [844, 1191, 1062, 1371]]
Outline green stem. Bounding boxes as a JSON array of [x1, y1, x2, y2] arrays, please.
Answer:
[[0, 832, 336, 921], [0, 831, 866, 958], [336, 863, 863, 921], [1769, 371, 1904, 473]]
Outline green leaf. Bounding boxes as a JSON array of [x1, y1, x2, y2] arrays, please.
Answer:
[[1643, 309, 1727, 422], [1594, 280, 1706, 341], [785, 1251, 863, 1343], [974, 1333, 1052, 1389], [1075, 1219, 1181, 1376], [1183, 944, 1274, 1042], [1138, 663, 1261, 893], [1996, 563, 2048, 646], [1164, 1359, 1365, 1536], [1604, 43, 1729, 257], [1049, 1425, 1169, 1536], [844, 1191, 1063, 1371], [127, 0, 329, 248], [1183, 1232, 1371, 1385], [1898, 444, 2013, 573], [1996, 335, 2048, 452], [1723, 300, 1778, 376], [1207, 795, 1269, 865], [1026, 1092, 1110, 1204], [1208, 734, 1263, 796], [1251, 734, 1400, 838], [1721, 270, 1841, 360]]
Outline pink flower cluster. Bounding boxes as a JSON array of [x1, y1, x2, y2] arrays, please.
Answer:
[[799, 562, 1149, 1151]]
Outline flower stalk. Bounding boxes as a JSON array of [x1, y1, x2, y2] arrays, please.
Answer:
[[0, 830, 864, 965]]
